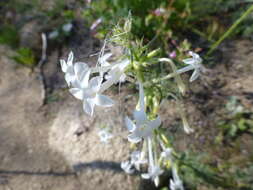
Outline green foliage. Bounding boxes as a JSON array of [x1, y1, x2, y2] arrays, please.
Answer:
[[216, 96, 253, 143], [0, 25, 19, 47], [217, 113, 253, 141], [3, 0, 39, 14], [84, 0, 253, 56], [12, 48, 36, 67], [177, 151, 253, 190]]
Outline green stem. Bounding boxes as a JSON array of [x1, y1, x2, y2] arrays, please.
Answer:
[[207, 4, 253, 56]]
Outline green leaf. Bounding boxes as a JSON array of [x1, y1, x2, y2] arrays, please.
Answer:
[[12, 48, 36, 67]]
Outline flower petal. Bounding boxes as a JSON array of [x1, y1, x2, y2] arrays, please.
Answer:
[[148, 116, 161, 129], [89, 76, 102, 92], [125, 117, 136, 132], [154, 177, 160, 187], [189, 51, 200, 60], [65, 73, 75, 86], [74, 62, 89, 78], [69, 88, 83, 100], [141, 173, 150, 179], [83, 99, 95, 116], [128, 133, 142, 143], [67, 51, 74, 66], [99, 53, 112, 66], [60, 59, 67, 72], [121, 161, 134, 174], [80, 70, 91, 88], [95, 94, 114, 107], [182, 58, 195, 65], [133, 110, 147, 125], [189, 69, 200, 82], [71, 79, 82, 89]]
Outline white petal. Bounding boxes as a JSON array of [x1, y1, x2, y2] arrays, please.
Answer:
[[189, 69, 200, 82], [182, 58, 195, 65], [121, 161, 134, 174], [71, 79, 82, 88], [119, 74, 127, 83], [170, 179, 176, 190], [99, 78, 115, 92], [125, 117, 136, 132], [141, 173, 150, 179], [67, 51, 74, 66], [80, 70, 91, 88], [148, 116, 161, 129], [128, 134, 142, 143], [74, 62, 89, 77], [133, 110, 147, 124], [83, 99, 95, 116], [117, 59, 130, 71], [176, 65, 194, 74], [154, 176, 159, 187], [65, 73, 75, 86], [95, 94, 114, 107], [189, 51, 200, 60], [69, 88, 83, 100], [60, 59, 67, 72], [99, 53, 112, 65], [89, 76, 102, 92]]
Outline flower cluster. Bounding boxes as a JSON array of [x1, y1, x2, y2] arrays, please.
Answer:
[[60, 50, 131, 116], [60, 29, 204, 188]]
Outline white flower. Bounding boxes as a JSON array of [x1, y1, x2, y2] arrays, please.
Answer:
[[178, 51, 204, 82], [125, 83, 161, 143], [60, 51, 75, 86], [98, 129, 113, 143], [121, 161, 134, 174], [141, 165, 163, 187], [170, 167, 184, 190], [60, 52, 90, 87], [141, 137, 163, 187], [130, 151, 147, 170], [106, 59, 129, 82], [100, 59, 130, 92], [98, 53, 112, 67], [69, 74, 114, 116]]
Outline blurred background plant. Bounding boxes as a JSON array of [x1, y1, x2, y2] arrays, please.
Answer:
[[216, 96, 253, 143], [1, 0, 253, 66], [83, 0, 253, 58]]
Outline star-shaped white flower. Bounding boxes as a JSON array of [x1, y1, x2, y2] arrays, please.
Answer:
[[98, 53, 112, 67], [177, 51, 204, 82], [60, 51, 75, 86], [140, 137, 163, 187], [98, 129, 113, 144], [60, 51, 90, 87], [100, 59, 130, 92], [69, 73, 114, 116], [170, 166, 184, 190], [125, 83, 161, 143], [141, 165, 164, 187], [121, 161, 134, 174], [130, 151, 147, 170]]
